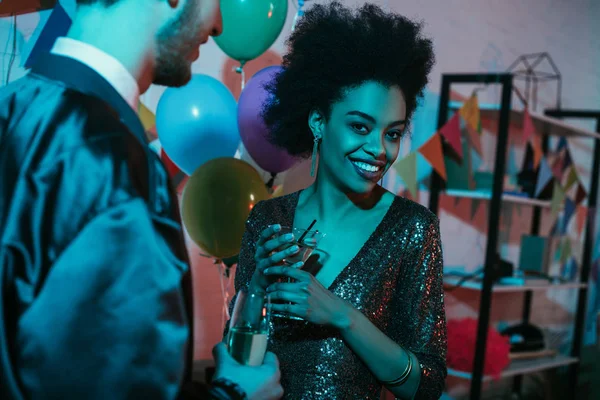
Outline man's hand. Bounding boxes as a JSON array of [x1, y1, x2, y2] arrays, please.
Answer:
[[212, 343, 283, 400]]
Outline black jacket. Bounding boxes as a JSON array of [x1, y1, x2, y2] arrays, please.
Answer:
[[0, 53, 195, 399]]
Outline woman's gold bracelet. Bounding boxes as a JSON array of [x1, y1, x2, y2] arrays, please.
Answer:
[[381, 352, 413, 387]]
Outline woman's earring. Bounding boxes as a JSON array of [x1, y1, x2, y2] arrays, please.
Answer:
[[310, 133, 321, 178]]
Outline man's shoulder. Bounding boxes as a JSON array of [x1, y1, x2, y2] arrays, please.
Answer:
[[1, 74, 138, 170], [0, 75, 147, 221]]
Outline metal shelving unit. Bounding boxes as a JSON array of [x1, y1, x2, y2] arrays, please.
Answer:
[[543, 109, 600, 394], [428, 73, 600, 399]]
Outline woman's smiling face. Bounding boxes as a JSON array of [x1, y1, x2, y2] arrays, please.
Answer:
[[312, 80, 407, 194]]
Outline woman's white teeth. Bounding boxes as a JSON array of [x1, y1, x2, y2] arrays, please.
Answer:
[[352, 161, 381, 172]]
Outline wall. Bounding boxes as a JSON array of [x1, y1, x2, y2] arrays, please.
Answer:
[[1, 0, 599, 397]]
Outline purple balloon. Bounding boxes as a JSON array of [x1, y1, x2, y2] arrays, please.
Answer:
[[238, 66, 297, 174]]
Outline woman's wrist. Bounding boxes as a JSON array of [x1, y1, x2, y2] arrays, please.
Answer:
[[334, 301, 358, 332]]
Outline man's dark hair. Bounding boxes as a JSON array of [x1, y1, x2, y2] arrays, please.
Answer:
[[262, 2, 435, 158]]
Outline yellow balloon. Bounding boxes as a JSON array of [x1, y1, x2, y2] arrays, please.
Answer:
[[182, 158, 270, 258]]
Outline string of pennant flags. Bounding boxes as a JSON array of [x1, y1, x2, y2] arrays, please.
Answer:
[[393, 93, 481, 198], [392, 93, 588, 235]]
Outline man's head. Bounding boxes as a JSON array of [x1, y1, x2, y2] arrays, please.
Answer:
[[75, 0, 222, 87]]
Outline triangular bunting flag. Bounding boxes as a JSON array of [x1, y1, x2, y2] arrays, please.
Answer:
[[418, 133, 447, 180], [550, 183, 565, 224], [23, 4, 72, 69], [556, 137, 568, 152], [546, 152, 558, 170], [560, 238, 572, 266], [138, 102, 156, 131], [459, 94, 480, 132], [562, 166, 578, 192], [576, 206, 587, 236], [465, 122, 483, 157], [522, 108, 536, 143], [145, 130, 155, 143], [148, 138, 162, 156], [554, 214, 567, 236], [563, 197, 576, 231], [554, 238, 563, 262], [568, 257, 578, 281], [562, 149, 573, 173], [534, 158, 553, 198], [145, 125, 158, 142], [566, 180, 577, 202], [439, 113, 463, 161], [574, 183, 587, 205], [530, 135, 543, 169], [551, 154, 564, 179], [393, 152, 418, 199]]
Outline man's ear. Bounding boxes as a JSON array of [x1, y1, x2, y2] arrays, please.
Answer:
[[308, 108, 324, 138]]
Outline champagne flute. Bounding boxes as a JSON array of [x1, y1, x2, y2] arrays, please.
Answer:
[[227, 289, 270, 366]]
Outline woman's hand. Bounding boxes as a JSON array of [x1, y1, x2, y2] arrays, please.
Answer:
[[264, 266, 354, 329], [250, 224, 303, 292]]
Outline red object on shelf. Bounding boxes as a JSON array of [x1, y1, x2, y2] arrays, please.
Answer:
[[447, 318, 511, 380], [0, 0, 57, 17]]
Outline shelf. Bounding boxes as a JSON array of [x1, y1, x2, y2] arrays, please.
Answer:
[[443, 277, 587, 292], [447, 354, 578, 381], [444, 189, 552, 207], [496, 108, 600, 139], [449, 102, 600, 139]]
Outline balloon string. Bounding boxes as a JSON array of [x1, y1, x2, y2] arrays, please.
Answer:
[[266, 172, 277, 192], [235, 63, 246, 91], [197, 254, 232, 327], [217, 261, 232, 329]]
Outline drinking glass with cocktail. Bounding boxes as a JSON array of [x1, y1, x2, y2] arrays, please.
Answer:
[[270, 224, 326, 319]]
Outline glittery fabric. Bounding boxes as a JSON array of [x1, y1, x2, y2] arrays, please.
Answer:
[[231, 190, 447, 400]]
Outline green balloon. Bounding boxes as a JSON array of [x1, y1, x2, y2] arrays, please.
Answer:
[[181, 158, 270, 259], [214, 0, 288, 65]]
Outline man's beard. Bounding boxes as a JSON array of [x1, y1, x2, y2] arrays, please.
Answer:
[[153, 42, 193, 88], [153, 2, 198, 87]]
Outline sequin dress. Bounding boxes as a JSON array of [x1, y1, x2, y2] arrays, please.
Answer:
[[231, 191, 447, 400]]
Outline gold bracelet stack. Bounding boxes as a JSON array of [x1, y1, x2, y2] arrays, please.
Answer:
[[381, 352, 413, 387]]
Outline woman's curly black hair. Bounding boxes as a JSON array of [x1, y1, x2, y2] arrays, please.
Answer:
[[262, 2, 435, 158]]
